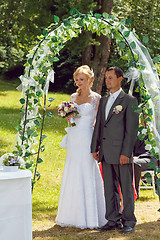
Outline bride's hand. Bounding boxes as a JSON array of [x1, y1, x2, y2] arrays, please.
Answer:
[[66, 115, 72, 123]]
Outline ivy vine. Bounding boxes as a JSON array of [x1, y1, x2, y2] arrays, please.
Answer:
[[13, 9, 160, 197]]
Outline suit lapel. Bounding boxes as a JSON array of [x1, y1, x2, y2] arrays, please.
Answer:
[[103, 95, 109, 122], [105, 90, 125, 124]]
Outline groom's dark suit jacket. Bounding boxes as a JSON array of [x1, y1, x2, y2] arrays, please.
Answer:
[[91, 90, 139, 163]]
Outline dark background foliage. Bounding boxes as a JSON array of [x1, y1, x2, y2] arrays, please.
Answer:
[[0, 0, 159, 93]]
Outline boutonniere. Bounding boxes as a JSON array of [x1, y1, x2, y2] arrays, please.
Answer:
[[113, 105, 123, 114]]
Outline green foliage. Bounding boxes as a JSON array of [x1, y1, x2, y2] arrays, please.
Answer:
[[0, 0, 98, 74], [0, 83, 159, 229], [135, 76, 160, 199], [2, 9, 160, 196], [113, 0, 160, 59]]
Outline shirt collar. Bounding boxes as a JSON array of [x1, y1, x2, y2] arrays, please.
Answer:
[[110, 88, 122, 99]]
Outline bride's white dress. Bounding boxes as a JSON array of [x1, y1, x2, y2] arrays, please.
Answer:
[[55, 91, 107, 229]]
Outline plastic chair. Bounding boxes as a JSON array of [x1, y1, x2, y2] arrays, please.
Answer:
[[139, 170, 156, 195]]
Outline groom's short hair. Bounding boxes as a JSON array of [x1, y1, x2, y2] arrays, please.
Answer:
[[106, 67, 123, 78]]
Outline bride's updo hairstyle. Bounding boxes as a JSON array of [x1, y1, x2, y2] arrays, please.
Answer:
[[73, 65, 94, 95]]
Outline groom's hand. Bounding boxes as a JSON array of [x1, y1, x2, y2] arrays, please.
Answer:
[[120, 155, 129, 165], [92, 152, 99, 161]]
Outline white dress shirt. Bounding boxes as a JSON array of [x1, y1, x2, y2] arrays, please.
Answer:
[[105, 88, 122, 120]]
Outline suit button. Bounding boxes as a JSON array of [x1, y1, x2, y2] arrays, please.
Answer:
[[103, 137, 106, 140]]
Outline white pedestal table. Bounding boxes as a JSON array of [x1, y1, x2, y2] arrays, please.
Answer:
[[0, 169, 32, 240]]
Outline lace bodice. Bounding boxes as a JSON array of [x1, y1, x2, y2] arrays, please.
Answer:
[[70, 91, 101, 110], [70, 91, 101, 129]]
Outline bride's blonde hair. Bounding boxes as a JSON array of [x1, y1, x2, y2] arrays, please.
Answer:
[[73, 65, 94, 95]]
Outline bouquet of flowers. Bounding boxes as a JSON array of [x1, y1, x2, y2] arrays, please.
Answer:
[[58, 101, 79, 126], [0, 153, 25, 168]]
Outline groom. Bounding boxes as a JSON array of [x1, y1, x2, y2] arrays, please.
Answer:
[[91, 67, 139, 233]]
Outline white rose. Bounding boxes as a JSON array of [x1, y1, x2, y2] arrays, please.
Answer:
[[58, 104, 62, 109], [145, 144, 152, 151], [116, 105, 122, 111], [64, 107, 69, 112], [60, 112, 65, 117], [154, 146, 159, 153], [141, 128, 147, 135]]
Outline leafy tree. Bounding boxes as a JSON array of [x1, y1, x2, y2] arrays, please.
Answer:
[[113, 0, 160, 58], [81, 0, 114, 93]]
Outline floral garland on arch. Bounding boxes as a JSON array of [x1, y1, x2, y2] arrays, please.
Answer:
[[9, 9, 159, 193]]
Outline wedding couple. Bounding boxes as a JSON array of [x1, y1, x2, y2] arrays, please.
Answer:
[[55, 65, 139, 234]]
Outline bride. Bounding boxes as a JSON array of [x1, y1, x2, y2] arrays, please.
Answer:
[[55, 65, 107, 229]]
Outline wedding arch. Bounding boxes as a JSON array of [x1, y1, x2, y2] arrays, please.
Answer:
[[15, 9, 160, 191]]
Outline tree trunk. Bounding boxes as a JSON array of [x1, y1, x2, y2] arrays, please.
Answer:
[[82, 0, 113, 94]]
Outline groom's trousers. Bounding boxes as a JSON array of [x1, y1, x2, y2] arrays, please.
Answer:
[[102, 159, 137, 228]]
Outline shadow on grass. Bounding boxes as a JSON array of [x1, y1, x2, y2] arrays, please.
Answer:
[[138, 196, 156, 201], [0, 139, 10, 156], [32, 200, 58, 219], [0, 107, 20, 115], [33, 221, 160, 240], [0, 107, 66, 135], [0, 79, 20, 92]]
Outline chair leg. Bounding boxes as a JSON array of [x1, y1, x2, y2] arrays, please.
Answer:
[[151, 172, 156, 196]]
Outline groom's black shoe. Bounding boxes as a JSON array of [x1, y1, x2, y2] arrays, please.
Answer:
[[120, 226, 134, 234], [98, 223, 116, 231], [116, 223, 123, 230]]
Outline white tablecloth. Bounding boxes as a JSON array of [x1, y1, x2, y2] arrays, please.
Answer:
[[0, 170, 32, 240]]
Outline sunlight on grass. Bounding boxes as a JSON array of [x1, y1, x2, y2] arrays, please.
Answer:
[[0, 83, 70, 222], [1, 81, 160, 240]]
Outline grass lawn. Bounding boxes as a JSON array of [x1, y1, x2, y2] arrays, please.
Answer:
[[0, 79, 160, 240]]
